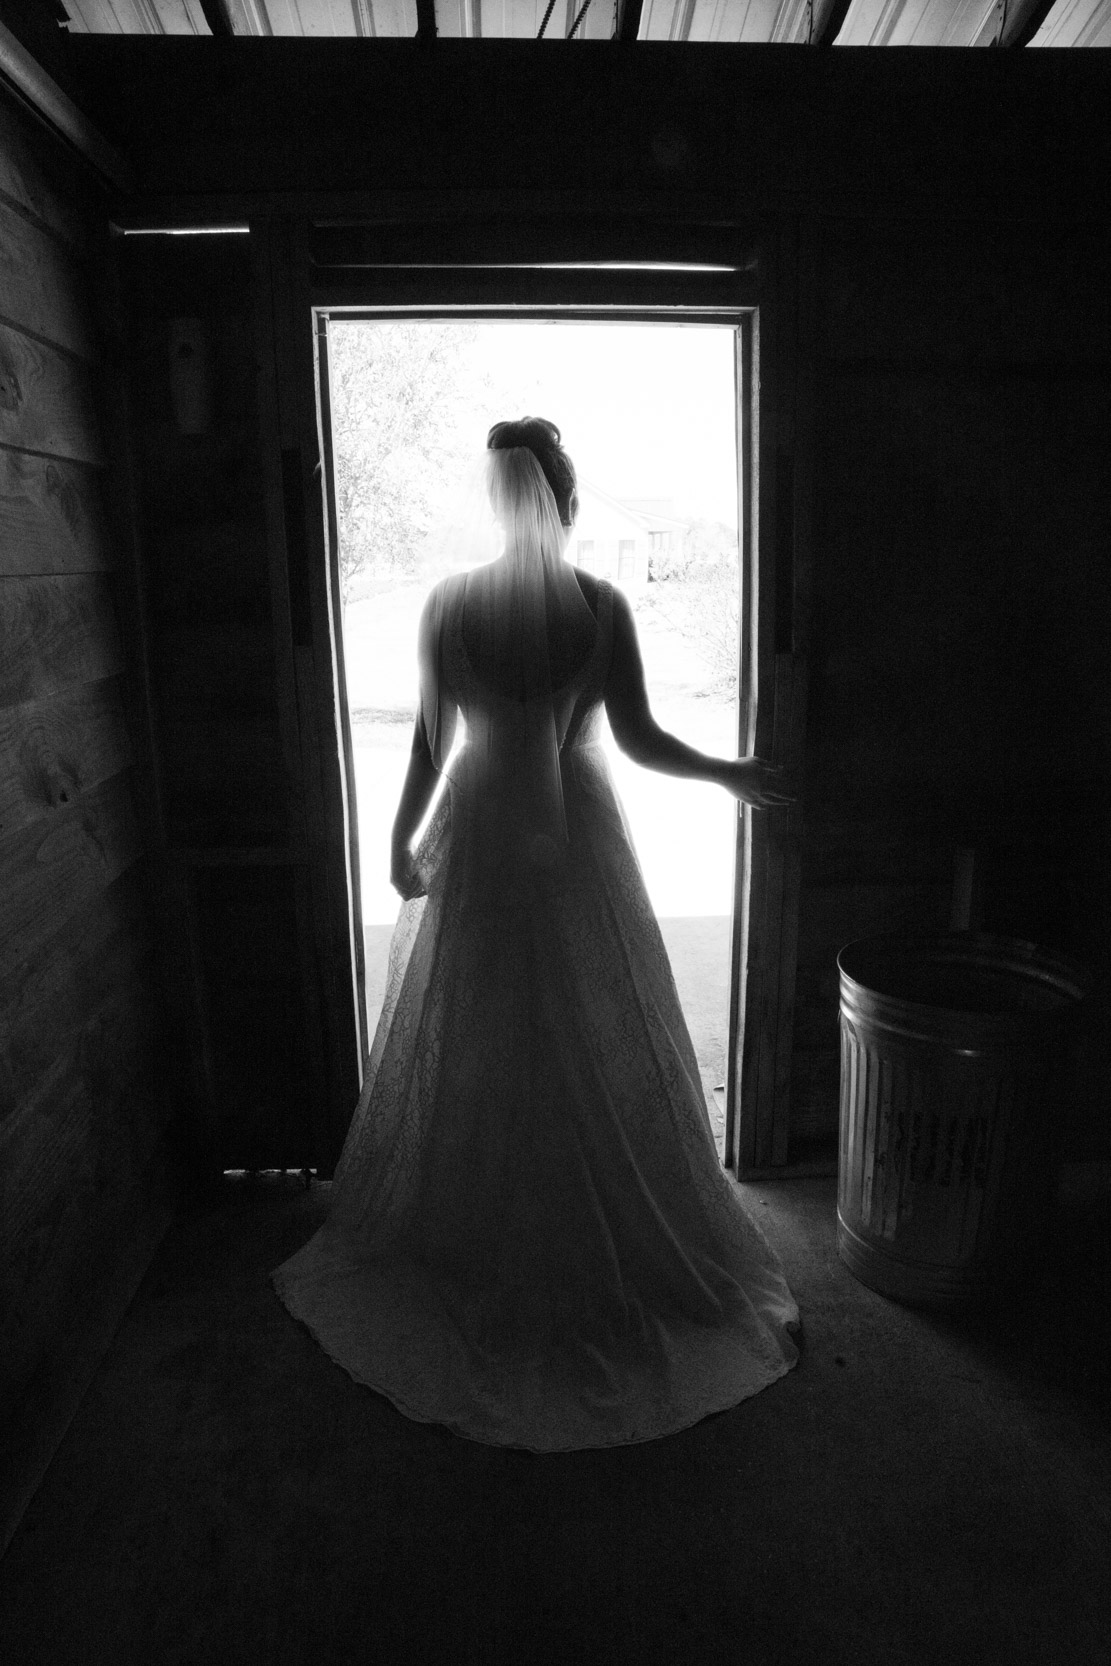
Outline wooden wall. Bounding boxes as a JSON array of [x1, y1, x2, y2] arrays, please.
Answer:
[[115, 231, 326, 1172], [0, 91, 169, 1551]]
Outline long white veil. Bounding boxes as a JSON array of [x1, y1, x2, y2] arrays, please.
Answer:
[[419, 445, 599, 903]]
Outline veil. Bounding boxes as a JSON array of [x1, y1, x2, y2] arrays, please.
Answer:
[[418, 445, 599, 904]]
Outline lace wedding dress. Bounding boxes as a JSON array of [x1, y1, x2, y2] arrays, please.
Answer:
[[273, 576, 799, 1450]]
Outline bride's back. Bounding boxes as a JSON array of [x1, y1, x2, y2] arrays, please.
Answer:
[[458, 562, 601, 702]]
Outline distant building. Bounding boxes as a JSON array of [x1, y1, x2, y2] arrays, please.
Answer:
[[570, 481, 689, 593]]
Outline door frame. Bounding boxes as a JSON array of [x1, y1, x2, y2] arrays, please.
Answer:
[[257, 214, 808, 1177]]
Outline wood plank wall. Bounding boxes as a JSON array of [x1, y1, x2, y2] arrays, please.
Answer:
[[115, 233, 320, 1172], [0, 92, 169, 1552]]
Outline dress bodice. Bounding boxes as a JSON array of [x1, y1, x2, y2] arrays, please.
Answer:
[[436, 574, 614, 761]]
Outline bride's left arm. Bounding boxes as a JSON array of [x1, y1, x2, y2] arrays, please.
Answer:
[[604, 588, 795, 809]]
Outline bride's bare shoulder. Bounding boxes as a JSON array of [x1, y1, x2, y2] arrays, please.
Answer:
[[416, 573, 465, 647], [421, 571, 465, 610]]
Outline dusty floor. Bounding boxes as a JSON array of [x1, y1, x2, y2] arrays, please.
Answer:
[[1, 1169, 1108, 1666]]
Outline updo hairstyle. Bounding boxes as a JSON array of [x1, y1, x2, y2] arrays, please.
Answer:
[[487, 417, 579, 529]]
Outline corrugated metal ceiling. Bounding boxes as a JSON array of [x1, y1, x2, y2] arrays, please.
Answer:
[[58, 0, 1111, 44]]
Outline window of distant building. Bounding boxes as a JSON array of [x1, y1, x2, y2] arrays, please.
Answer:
[[577, 540, 595, 572], [618, 540, 636, 580]]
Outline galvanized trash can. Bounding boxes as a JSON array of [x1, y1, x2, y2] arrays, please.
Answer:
[[837, 933, 1089, 1307]]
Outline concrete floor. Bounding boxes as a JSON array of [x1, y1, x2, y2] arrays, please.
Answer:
[[1, 1169, 1108, 1666]]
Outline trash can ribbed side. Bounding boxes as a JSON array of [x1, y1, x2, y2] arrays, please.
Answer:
[[836, 934, 1087, 1307]]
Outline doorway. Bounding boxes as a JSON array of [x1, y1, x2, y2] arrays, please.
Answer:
[[318, 316, 745, 1154]]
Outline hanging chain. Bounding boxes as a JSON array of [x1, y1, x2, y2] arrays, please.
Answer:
[[568, 0, 594, 35]]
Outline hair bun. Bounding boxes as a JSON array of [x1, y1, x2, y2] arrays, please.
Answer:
[[487, 416, 561, 452], [487, 416, 577, 527]]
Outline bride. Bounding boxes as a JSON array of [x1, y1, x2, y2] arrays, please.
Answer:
[[273, 417, 800, 1450]]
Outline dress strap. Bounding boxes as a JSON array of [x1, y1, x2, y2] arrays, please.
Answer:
[[595, 580, 615, 674]]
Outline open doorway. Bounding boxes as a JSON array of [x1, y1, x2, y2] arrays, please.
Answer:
[[321, 317, 743, 1154]]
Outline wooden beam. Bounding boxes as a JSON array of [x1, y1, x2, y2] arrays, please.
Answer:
[[0, 680, 132, 839], [0, 774, 142, 972], [0, 574, 123, 709], [0, 450, 110, 578], [0, 326, 106, 466], [615, 0, 644, 38], [0, 95, 86, 247], [311, 266, 754, 313], [808, 0, 853, 45], [415, 0, 438, 38], [310, 217, 756, 270], [0, 20, 132, 192], [0, 197, 97, 362], [996, 0, 1059, 46], [115, 190, 768, 232], [198, 0, 236, 35], [670, 0, 697, 40], [0, 869, 151, 1118]]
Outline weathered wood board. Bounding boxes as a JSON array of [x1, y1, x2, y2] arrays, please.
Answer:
[[0, 323, 104, 465], [0, 197, 95, 361], [0, 773, 143, 972], [0, 95, 85, 247], [0, 83, 160, 1563], [0, 678, 132, 838], [0, 573, 123, 708], [0, 447, 110, 576]]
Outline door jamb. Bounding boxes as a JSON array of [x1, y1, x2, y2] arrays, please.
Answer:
[[269, 233, 806, 1177]]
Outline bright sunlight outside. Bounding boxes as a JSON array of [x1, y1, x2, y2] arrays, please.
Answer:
[[330, 320, 742, 1143]]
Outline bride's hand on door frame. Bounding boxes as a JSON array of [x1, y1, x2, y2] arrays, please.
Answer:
[[721, 758, 798, 809]]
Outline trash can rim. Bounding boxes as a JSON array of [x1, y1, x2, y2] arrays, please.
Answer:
[[836, 930, 1090, 1026]]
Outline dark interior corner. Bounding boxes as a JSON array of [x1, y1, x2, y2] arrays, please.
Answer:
[[1, 9, 1109, 1660]]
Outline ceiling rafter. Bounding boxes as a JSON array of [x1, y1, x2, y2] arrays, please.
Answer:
[[668, 0, 696, 40], [808, 0, 854, 42], [223, 0, 273, 34], [614, 0, 644, 36], [52, 0, 1111, 48], [198, 0, 236, 32], [992, 0, 1060, 42]]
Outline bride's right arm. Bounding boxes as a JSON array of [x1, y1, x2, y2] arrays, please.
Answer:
[[604, 588, 795, 810], [389, 717, 440, 898], [390, 588, 451, 897]]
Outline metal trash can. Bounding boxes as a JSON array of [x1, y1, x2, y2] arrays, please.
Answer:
[[837, 932, 1088, 1307]]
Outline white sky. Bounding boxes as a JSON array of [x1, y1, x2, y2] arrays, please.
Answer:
[[458, 321, 739, 528]]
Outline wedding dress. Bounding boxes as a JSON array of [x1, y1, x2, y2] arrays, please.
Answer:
[[273, 461, 799, 1451]]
